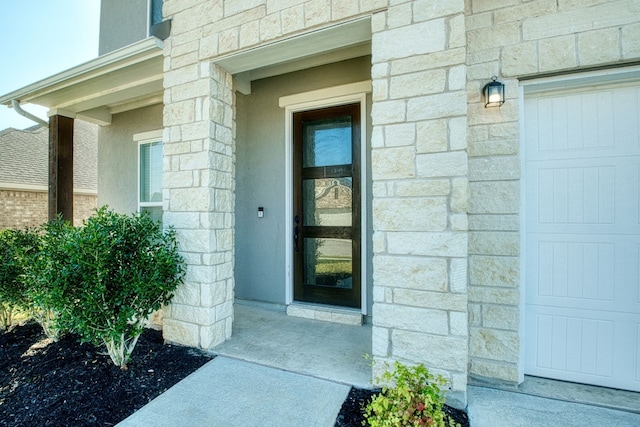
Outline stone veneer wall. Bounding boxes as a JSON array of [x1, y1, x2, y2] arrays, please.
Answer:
[[160, 0, 470, 406], [370, 1, 469, 407], [466, 0, 640, 383], [0, 189, 96, 229]]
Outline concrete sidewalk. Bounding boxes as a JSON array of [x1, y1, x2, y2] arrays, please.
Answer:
[[117, 356, 350, 427], [468, 386, 640, 427]]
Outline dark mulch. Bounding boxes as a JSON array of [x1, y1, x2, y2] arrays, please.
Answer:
[[0, 322, 213, 426], [2, 323, 469, 427], [335, 387, 470, 427]]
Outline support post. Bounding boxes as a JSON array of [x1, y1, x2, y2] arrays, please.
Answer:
[[48, 114, 74, 222]]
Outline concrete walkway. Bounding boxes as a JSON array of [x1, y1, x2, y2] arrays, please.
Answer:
[[117, 356, 350, 427]]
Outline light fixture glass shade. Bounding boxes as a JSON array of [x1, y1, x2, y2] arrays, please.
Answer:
[[483, 77, 505, 108]]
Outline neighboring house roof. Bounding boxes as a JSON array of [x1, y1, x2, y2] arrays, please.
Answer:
[[0, 122, 97, 192]]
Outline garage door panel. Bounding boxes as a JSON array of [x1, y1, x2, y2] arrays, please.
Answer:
[[525, 79, 640, 392]]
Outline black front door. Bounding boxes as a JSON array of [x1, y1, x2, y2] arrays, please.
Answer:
[[293, 103, 361, 308]]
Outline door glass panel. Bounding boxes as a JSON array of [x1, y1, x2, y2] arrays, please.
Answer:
[[302, 178, 352, 226], [303, 238, 352, 289], [302, 115, 352, 167]]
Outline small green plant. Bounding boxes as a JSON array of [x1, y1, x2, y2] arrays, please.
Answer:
[[0, 228, 40, 331], [364, 361, 460, 427]]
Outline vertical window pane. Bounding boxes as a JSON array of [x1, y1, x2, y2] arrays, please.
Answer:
[[303, 178, 352, 226], [140, 141, 162, 203], [303, 238, 352, 289], [151, 0, 163, 26], [302, 115, 352, 167]]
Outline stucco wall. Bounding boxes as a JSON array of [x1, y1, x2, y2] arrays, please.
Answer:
[[235, 56, 373, 308], [99, 0, 149, 55], [465, 0, 640, 383], [97, 105, 163, 215]]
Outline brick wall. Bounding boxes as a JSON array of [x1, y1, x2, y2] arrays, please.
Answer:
[[0, 189, 97, 229]]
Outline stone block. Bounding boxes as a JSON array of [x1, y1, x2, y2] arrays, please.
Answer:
[[172, 282, 201, 306], [482, 305, 519, 331], [177, 229, 216, 253], [374, 303, 449, 335], [416, 151, 467, 179], [578, 28, 620, 66], [413, 0, 464, 20], [164, 64, 200, 89], [407, 91, 467, 122], [469, 303, 482, 327], [450, 177, 468, 213], [373, 198, 447, 231], [164, 99, 195, 126], [469, 181, 519, 214], [392, 330, 467, 371], [448, 14, 466, 49], [469, 214, 519, 231], [374, 256, 448, 291], [371, 100, 406, 125], [501, 41, 538, 77], [450, 213, 468, 231], [201, 281, 228, 307], [164, 171, 194, 188], [448, 65, 466, 92], [470, 255, 519, 288], [390, 69, 447, 99], [170, 187, 214, 212], [468, 23, 520, 53], [450, 258, 467, 293], [391, 48, 466, 74], [539, 35, 578, 72], [468, 156, 520, 181], [493, 0, 557, 23], [171, 303, 216, 326], [372, 326, 390, 357], [468, 286, 519, 305], [468, 139, 519, 157], [259, 12, 282, 41], [392, 289, 467, 312], [469, 231, 519, 256], [163, 318, 200, 347], [394, 179, 450, 197], [384, 123, 416, 147], [372, 19, 446, 62], [371, 147, 415, 180], [281, 5, 304, 34], [416, 119, 448, 153], [523, 1, 639, 40], [200, 320, 228, 349], [470, 359, 519, 382], [472, 0, 519, 13], [622, 23, 640, 58], [450, 312, 468, 336], [239, 20, 260, 48], [387, 231, 467, 257], [387, 3, 412, 29], [470, 327, 519, 363]]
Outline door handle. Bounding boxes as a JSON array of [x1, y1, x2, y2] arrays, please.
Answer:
[[294, 215, 300, 252]]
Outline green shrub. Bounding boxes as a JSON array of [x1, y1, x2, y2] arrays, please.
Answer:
[[364, 361, 460, 427], [30, 207, 185, 368], [0, 228, 40, 331]]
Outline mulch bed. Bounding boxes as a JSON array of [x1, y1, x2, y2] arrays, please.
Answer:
[[0, 322, 213, 426], [1, 322, 469, 426]]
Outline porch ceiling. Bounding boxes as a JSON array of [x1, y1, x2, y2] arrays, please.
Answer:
[[215, 17, 372, 95], [0, 38, 163, 126]]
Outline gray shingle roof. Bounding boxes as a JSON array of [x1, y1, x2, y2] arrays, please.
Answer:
[[0, 122, 97, 190]]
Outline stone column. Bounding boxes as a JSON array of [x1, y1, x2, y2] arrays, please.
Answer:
[[370, 1, 469, 408], [162, 57, 235, 349]]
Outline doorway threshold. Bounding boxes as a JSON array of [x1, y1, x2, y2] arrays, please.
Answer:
[[287, 302, 363, 326], [469, 375, 640, 414]]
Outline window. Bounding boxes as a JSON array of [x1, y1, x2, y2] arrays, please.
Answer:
[[135, 131, 163, 223], [149, 0, 163, 31]]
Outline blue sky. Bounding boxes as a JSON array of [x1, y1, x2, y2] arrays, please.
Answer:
[[0, 1, 100, 130]]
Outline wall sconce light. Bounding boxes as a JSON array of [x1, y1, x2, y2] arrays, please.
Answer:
[[483, 76, 505, 108]]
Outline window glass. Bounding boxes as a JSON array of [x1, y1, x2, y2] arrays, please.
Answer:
[[302, 115, 352, 167], [150, 0, 163, 27], [140, 141, 162, 203]]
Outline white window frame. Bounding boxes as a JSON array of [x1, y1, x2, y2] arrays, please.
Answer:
[[134, 129, 163, 218], [279, 81, 371, 314]]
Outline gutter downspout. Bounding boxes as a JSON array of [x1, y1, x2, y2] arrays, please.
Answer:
[[11, 100, 49, 128]]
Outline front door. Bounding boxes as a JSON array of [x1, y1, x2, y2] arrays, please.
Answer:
[[293, 103, 361, 308]]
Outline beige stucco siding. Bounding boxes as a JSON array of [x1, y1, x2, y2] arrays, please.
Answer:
[[97, 104, 163, 215]]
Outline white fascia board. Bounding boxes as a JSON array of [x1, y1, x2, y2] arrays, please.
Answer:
[[0, 38, 162, 107]]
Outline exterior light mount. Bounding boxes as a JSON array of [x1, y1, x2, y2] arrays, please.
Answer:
[[483, 76, 505, 108]]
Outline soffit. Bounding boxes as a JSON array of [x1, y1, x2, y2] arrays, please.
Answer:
[[0, 38, 164, 126], [214, 17, 372, 94]]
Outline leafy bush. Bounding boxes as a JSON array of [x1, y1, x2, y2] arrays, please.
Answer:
[[30, 207, 185, 368], [364, 361, 460, 427], [0, 228, 40, 331]]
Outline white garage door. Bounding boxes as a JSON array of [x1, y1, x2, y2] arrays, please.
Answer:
[[524, 77, 640, 392]]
